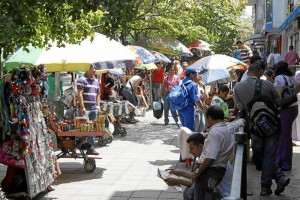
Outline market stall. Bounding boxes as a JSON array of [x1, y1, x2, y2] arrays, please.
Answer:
[[0, 66, 58, 198]]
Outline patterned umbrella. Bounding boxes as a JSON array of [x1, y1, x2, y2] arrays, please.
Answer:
[[151, 51, 171, 63], [189, 40, 212, 51], [128, 46, 159, 65], [5, 33, 137, 72], [136, 37, 192, 56]]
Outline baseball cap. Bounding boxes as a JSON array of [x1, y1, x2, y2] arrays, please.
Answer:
[[186, 66, 197, 74]]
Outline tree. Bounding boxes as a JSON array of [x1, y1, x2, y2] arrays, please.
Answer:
[[0, 0, 103, 58]]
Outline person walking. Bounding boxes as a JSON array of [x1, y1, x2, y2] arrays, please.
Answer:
[[152, 62, 165, 102], [267, 47, 281, 68], [284, 45, 300, 68], [236, 40, 253, 65], [177, 66, 205, 131], [234, 62, 290, 195], [159, 66, 180, 125], [274, 61, 299, 171], [77, 64, 100, 155]]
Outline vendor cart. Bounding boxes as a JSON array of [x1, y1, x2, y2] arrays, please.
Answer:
[[48, 113, 105, 173]]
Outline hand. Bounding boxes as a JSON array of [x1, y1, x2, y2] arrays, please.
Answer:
[[166, 169, 184, 176], [80, 107, 86, 115], [164, 177, 180, 186], [191, 171, 200, 182]]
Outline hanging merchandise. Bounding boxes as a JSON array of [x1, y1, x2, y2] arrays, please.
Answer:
[[0, 65, 58, 198]]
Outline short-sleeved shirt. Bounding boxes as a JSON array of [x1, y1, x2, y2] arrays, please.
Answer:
[[77, 74, 100, 110], [234, 76, 280, 112], [182, 77, 200, 107], [274, 74, 297, 87], [152, 68, 164, 83], [285, 51, 299, 66], [164, 75, 180, 92], [240, 45, 253, 64], [199, 122, 235, 168]]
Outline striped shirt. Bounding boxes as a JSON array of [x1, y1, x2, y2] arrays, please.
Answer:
[[77, 74, 100, 110], [240, 45, 253, 64]]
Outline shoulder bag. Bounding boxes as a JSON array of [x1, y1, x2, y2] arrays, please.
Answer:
[[281, 76, 298, 108]]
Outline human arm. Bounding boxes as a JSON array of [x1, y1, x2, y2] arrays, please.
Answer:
[[164, 177, 193, 187], [159, 79, 166, 99], [191, 158, 215, 182], [77, 89, 86, 115]]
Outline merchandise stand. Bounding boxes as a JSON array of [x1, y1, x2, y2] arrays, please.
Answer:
[[0, 66, 58, 199]]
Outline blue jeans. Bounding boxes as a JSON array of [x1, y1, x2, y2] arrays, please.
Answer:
[[152, 82, 162, 102], [251, 133, 285, 189], [183, 183, 194, 200], [178, 106, 195, 131], [77, 109, 97, 148], [163, 92, 178, 121]]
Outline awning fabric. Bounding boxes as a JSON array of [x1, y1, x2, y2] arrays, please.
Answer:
[[279, 6, 300, 33], [242, 34, 264, 42]]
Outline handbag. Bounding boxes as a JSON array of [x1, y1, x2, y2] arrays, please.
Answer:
[[0, 141, 26, 168], [281, 76, 297, 108]]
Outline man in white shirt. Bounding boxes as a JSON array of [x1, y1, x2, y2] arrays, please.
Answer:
[[192, 106, 235, 200], [267, 48, 281, 68]]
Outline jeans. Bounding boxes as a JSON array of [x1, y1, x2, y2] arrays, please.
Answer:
[[163, 92, 178, 121], [251, 133, 285, 189], [194, 109, 206, 132], [183, 183, 194, 200], [152, 82, 162, 102], [194, 167, 226, 200], [77, 109, 97, 148]]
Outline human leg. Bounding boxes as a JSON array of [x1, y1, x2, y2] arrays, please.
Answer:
[[122, 88, 137, 121], [260, 133, 280, 192], [152, 83, 161, 102], [277, 105, 298, 170], [194, 168, 225, 200], [183, 183, 194, 200], [179, 106, 195, 131], [251, 133, 264, 171], [163, 92, 170, 124]]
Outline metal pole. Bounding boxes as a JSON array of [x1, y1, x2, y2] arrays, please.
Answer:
[[222, 131, 247, 200]]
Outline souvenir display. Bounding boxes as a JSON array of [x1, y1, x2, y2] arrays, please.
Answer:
[[0, 65, 57, 198]]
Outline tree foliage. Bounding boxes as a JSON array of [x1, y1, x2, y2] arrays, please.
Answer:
[[1, 0, 248, 59], [0, 0, 103, 58]]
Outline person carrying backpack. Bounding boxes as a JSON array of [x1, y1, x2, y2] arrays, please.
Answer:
[[234, 61, 290, 196], [168, 66, 205, 131]]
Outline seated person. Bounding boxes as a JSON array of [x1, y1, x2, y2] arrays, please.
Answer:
[[164, 114, 246, 200], [211, 85, 234, 121]]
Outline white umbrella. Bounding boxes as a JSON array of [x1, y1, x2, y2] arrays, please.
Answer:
[[5, 33, 137, 72], [191, 54, 247, 84]]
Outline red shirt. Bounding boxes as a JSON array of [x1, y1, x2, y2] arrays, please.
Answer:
[[152, 68, 165, 83]]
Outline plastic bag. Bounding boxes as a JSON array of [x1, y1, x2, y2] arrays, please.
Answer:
[[153, 99, 163, 119]]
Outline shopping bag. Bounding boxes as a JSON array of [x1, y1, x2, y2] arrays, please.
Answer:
[[153, 100, 163, 119], [0, 141, 26, 168]]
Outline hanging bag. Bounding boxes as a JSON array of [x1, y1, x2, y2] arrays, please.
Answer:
[[281, 76, 297, 108]]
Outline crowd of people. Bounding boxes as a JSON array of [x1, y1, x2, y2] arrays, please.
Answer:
[[151, 41, 300, 200], [65, 40, 300, 199]]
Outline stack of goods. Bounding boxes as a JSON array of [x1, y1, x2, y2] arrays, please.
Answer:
[[0, 65, 58, 198], [58, 115, 106, 132]]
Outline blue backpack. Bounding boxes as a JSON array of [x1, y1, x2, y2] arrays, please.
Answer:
[[167, 80, 192, 111]]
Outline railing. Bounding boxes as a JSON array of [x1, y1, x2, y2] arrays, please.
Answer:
[[222, 126, 247, 200]]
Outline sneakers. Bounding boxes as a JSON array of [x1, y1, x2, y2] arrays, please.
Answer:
[[86, 148, 99, 155], [275, 178, 290, 195], [260, 188, 272, 196], [164, 119, 169, 125]]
